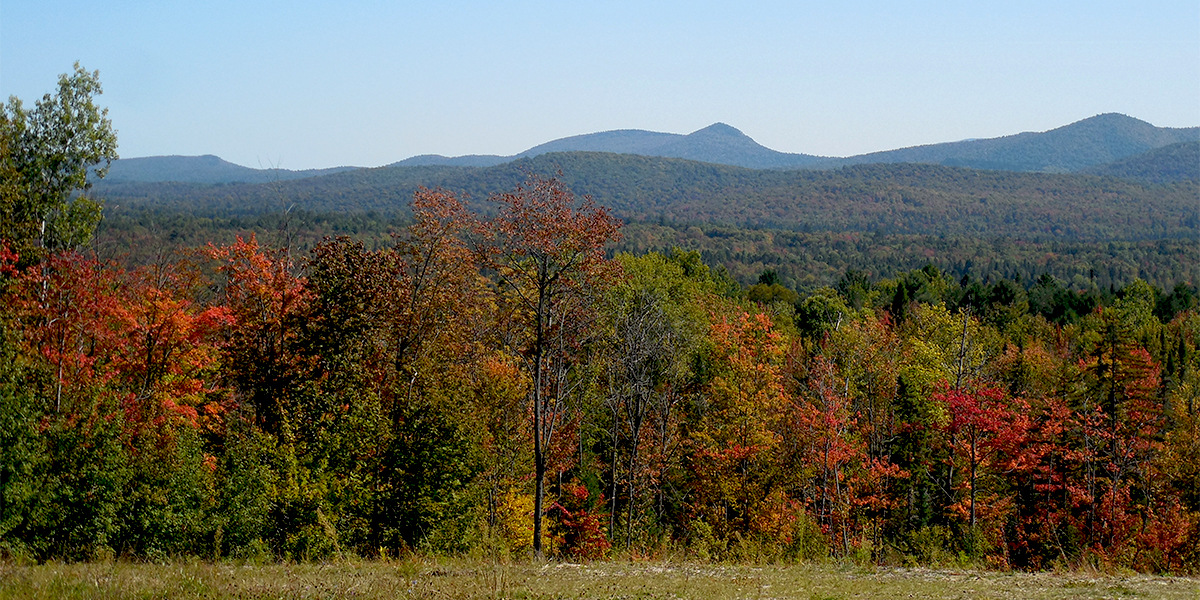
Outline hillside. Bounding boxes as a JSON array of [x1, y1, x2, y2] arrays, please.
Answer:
[[395, 113, 1197, 173], [103, 154, 360, 184], [107, 114, 1198, 184], [1082, 141, 1200, 184], [92, 152, 1200, 242]]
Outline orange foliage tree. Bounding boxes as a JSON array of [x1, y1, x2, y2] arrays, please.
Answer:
[[688, 309, 790, 541]]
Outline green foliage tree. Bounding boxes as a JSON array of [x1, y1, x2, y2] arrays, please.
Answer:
[[1, 63, 117, 258]]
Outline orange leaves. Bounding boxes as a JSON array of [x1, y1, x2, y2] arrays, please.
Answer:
[[391, 188, 483, 365], [478, 174, 622, 317], [13, 253, 128, 406], [688, 307, 790, 537], [483, 175, 621, 268], [474, 175, 623, 555], [8, 250, 231, 442], [114, 261, 233, 435], [204, 234, 308, 330], [695, 310, 787, 461]]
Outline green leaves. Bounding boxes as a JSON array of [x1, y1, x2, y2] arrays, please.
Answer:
[[1, 63, 118, 256]]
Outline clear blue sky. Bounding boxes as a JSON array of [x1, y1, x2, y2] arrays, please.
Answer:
[[3, 1, 1198, 170]]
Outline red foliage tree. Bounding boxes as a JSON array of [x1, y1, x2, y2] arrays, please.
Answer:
[[204, 234, 310, 438], [475, 174, 621, 557]]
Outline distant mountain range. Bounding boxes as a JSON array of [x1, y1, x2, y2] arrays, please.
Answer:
[[104, 113, 1198, 185]]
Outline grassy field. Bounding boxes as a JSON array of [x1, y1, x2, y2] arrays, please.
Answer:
[[1, 559, 1197, 599]]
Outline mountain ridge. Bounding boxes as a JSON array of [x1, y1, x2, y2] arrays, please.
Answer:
[[106, 113, 1198, 184], [817, 113, 1200, 172]]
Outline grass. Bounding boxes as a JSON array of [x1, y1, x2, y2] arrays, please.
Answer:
[[1, 558, 1197, 599]]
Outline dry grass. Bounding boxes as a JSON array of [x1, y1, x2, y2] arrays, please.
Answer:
[[1, 558, 1197, 599]]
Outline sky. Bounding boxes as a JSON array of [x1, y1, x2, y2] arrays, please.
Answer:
[[2, 1, 1198, 170]]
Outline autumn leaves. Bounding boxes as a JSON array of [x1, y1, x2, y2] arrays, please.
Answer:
[[0, 175, 1197, 571]]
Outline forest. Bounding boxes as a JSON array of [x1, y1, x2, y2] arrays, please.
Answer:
[[3, 177, 1200, 571], [2, 65, 1199, 574]]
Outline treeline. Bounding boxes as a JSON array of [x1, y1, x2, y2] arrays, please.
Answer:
[[2, 177, 1198, 573]]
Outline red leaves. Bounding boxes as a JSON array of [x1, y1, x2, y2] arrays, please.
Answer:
[[483, 175, 621, 268], [548, 482, 612, 560], [474, 174, 623, 555], [13, 252, 129, 406], [478, 174, 622, 314], [0, 240, 18, 277], [203, 234, 311, 435], [9, 250, 230, 442]]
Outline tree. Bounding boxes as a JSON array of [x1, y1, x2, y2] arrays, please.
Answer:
[[600, 252, 703, 548], [1, 63, 118, 257], [204, 235, 310, 439], [475, 174, 621, 557], [936, 384, 1026, 557], [688, 309, 790, 542]]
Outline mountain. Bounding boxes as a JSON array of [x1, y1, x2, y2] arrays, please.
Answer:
[[1082, 141, 1200, 184], [516, 129, 682, 156], [815, 114, 1200, 172], [395, 123, 826, 169], [107, 114, 1198, 184], [393, 114, 1196, 173], [102, 155, 360, 185]]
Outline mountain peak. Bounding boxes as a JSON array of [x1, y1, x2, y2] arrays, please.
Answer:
[[689, 122, 746, 137], [1076, 113, 1146, 125]]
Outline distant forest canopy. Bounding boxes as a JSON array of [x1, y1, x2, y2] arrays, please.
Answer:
[[95, 209, 1199, 297], [1081, 141, 1200, 184], [94, 153, 1200, 243]]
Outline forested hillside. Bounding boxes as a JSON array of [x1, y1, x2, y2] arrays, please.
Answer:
[[94, 211, 1199, 294], [94, 152, 1200, 241], [387, 113, 1198, 172], [814, 113, 1200, 172], [1082, 141, 1200, 184]]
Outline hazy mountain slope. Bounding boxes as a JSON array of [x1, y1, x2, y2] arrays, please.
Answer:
[[389, 154, 509, 167], [516, 129, 683, 156], [816, 114, 1200, 172], [648, 123, 824, 168], [114, 114, 1198, 180], [94, 152, 1199, 242], [1082, 141, 1200, 184], [398, 123, 824, 169], [104, 155, 359, 184]]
